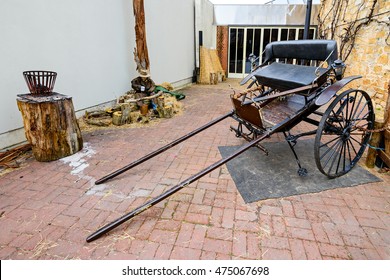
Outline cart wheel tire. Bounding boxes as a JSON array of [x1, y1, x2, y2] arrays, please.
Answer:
[[314, 89, 374, 178]]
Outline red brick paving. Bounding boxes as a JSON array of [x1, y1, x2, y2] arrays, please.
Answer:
[[0, 80, 389, 260]]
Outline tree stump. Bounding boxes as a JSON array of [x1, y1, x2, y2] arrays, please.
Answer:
[[365, 119, 385, 168], [112, 111, 124, 126], [17, 93, 83, 162], [370, 81, 390, 167]]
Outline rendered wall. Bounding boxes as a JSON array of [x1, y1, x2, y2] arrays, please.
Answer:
[[195, 0, 217, 68], [0, 0, 195, 149], [146, 0, 195, 87]]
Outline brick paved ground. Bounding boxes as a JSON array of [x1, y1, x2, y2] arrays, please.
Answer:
[[0, 80, 389, 260]]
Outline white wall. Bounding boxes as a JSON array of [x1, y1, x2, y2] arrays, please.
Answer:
[[146, 0, 196, 87], [195, 0, 217, 67], [0, 0, 195, 149]]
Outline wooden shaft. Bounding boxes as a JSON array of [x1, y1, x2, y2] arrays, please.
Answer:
[[86, 131, 270, 242], [95, 111, 233, 185]]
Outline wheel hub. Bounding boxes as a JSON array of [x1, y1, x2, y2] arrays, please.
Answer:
[[342, 126, 351, 141]]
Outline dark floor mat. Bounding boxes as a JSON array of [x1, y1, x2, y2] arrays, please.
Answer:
[[218, 139, 381, 203]]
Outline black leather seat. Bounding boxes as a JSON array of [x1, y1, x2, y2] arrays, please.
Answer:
[[241, 40, 338, 91], [253, 63, 328, 91]]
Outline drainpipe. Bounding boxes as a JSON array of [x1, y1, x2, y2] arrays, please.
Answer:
[[193, 5, 197, 83], [197, 31, 203, 83], [303, 0, 313, 39]]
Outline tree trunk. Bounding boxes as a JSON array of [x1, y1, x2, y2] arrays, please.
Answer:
[[17, 93, 83, 162], [366, 81, 390, 167], [133, 0, 150, 73], [365, 120, 384, 168]]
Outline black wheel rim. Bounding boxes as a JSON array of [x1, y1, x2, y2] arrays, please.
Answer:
[[314, 89, 374, 178]]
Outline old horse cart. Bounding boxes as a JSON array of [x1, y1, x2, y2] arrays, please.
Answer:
[[86, 40, 374, 242]]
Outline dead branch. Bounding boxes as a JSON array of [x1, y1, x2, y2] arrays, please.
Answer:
[[122, 91, 162, 104], [0, 144, 32, 168]]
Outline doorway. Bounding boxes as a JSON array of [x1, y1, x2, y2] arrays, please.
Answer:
[[228, 26, 317, 78]]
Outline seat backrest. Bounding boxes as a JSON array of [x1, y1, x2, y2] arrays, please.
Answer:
[[262, 40, 338, 67]]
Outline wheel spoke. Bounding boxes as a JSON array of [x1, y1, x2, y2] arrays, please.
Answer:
[[336, 141, 345, 174], [353, 116, 369, 123], [353, 102, 368, 120], [351, 115, 369, 131], [320, 135, 342, 148], [346, 139, 353, 166], [320, 136, 342, 160], [327, 140, 344, 174], [323, 139, 342, 169], [350, 103, 368, 129], [347, 138, 358, 156], [350, 135, 363, 145], [343, 139, 347, 172], [338, 98, 347, 129], [347, 91, 358, 121], [351, 122, 368, 132], [350, 92, 364, 121], [331, 109, 345, 130], [345, 94, 349, 125]]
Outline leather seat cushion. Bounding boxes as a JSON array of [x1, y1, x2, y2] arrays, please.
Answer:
[[254, 63, 327, 91]]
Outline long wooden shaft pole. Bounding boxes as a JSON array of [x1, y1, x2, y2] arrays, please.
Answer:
[[95, 111, 233, 185], [86, 131, 270, 242]]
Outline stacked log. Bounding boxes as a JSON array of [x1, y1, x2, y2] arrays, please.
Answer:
[[156, 95, 174, 119], [83, 90, 182, 128]]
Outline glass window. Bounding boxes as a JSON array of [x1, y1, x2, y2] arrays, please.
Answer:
[[228, 26, 319, 75], [281, 29, 288, 41], [229, 29, 237, 73], [288, 29, 296, 40], [298, 28, 304, 39], [245, 29, 254, 73], [254, 29, 261, 57], [236, 28, 244, 73], [271, 28, 278, 42], [309, 28, 315, 39]]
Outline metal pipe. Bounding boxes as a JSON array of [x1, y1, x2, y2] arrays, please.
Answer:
[[242, 84, 317, 106], [94, 111, 234, 185], [86, 131, 271, 242], [303, 0, 313, 40]]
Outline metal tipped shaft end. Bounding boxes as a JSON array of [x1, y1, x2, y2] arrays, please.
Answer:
[[94, 178, 105, 185], [86, 232, 100, 243]]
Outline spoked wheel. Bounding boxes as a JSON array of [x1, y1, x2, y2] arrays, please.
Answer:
[[314, 89, 374, 178]]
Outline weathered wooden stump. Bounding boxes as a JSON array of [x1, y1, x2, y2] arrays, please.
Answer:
[[17, 93, 83, 162], [368, 82, 390, 168], [365, 119, 385, 168]]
